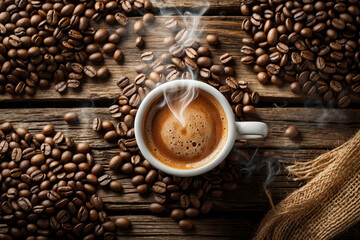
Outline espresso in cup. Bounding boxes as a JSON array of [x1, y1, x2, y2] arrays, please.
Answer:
[[143, 88, 228, 169], [135, 80, 267, 177]]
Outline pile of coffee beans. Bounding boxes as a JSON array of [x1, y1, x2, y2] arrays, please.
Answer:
[[94, 115, 247, 230], [240, 0, 360, 107], [93, 19, 258, 230], [0, 0, 152, 96], [118, 20, 260, 119], [0, 122, 129, 239]]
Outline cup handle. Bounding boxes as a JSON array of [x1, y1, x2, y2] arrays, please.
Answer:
[[235, 121, 268, 139]]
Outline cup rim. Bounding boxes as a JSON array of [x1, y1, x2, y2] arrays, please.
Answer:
[[134, 79, 236, 177]]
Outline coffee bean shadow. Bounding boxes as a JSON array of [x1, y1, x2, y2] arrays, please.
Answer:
[[290, 132, 303, 143], [117, 228, 133, 235]]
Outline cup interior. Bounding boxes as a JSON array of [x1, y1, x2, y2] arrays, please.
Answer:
[[134, 80, 236, 177]]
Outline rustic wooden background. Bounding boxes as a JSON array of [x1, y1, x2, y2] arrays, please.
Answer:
[[1, 1, 360, 239]]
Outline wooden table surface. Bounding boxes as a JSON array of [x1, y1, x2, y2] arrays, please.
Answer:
[[1, 1, 360, 239]]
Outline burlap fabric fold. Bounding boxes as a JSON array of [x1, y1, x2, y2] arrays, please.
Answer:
[[254, 130, 360, 240]]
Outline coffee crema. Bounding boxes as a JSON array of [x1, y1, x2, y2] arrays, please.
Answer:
[[143, 88, 228, 169]]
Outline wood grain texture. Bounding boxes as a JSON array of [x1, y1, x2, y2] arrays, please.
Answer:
[[1, 214, 359, 239], [0, 2, 358, 238], [0, 107, 358, 212], [2, 16, 356, 104], [151, 0, 242, 15], [0, 213, 262, 239], [0, 107, 358, 149], [1, 216, 359, 240]]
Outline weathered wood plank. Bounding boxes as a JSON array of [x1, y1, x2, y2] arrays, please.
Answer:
[[2, 16, 355, 104], [0, 107, 358, 149], [0, 107, 358, 212], [89, 148, 315, 212], [1, 214, 359, 239], [151, 0, 242, 16], [0, 213, 262, 239]]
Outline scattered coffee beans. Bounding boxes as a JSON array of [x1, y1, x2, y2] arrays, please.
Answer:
[[94, 19, 260, 230], [240, 0, 360, 107], [0, 122, 128, 239], [0, 0, 153, 96]]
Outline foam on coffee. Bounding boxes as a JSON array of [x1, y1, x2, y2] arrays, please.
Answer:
[[144, 88, 228, 169]]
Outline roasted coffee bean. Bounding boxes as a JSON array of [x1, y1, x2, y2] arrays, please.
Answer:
[[241, 45, 255, 55], [169, 43, 184, 57], [110, 180, 123, 192], [175, 28, 189, 44], [180, 194, 190, 208], [89, 52, 104, 63], [185, 208, 199, 217], [113, 49, 123, 63], [117, 76, 129, 88], [102, 43, 117, 55], [57, 210, 70, 223], [200, 200, 213, 214], [165, 18, 178, 30], [0, 140, 9, 153], [243, 105, 255, 114], [197, 57, 213, 68], [330, 80, 343, 93], [164, 36, 176, 47], [94, 29, 109, 43], [135, 36, 145, 48], [134, 20, 145, 35], [64, 112, 78, 123], [200, 68, 211, 79], [115, 217, 131, 229], [109, 155, 123, 171], [136, 184, 149, 195], [206, 34, 218, 45], [11, 148, 22, 162], [197, 46, 210, 56], [98, 174, 112, 186], [84, 66, 97, 78], [170, 209, 185, 220], [179, 219, 193, 230], [18, 197, 32, 211], [31, 154, 45, 166], [225, 77, 238, 89], [92, 117, 102, 132], [109, 105, 122, 118], [166, 70, 180, 81], [97, 67, 110, 79], [257, 72, 268, 84], [149, 203, 165, 213], [141, 51, 154, 62], [185, 48, 198, 59], [284, 125, 299, 138], [241, 55, 254, 65], [220, 53, 232, 64], [121, 163, 133, 175], [210, 65, 224, 75], [143, 13, 155, 23], [145, 170, 157, 183], [58, 186, 73, 197], [338, 95, 351, 108], [152, 181, 166, 194]]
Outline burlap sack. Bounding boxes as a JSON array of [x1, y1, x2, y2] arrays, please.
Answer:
[[254, 130, 360, 240]]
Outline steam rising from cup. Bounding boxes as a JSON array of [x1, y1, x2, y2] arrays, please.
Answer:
[[162, 82, 199, 127], [153, 0, 210, 127]]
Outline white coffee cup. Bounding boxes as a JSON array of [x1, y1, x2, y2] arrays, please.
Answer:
[[135, 80, 268, 177]]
